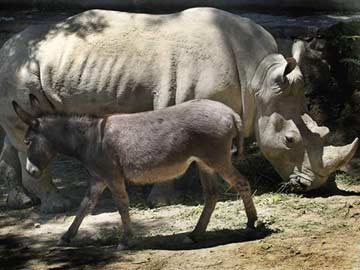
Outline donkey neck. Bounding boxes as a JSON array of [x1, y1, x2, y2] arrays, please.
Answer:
[[43, 115, 102, 160]]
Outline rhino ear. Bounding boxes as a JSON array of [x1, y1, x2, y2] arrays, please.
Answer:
[[292, 40, 306, 65], [284, 57, 297, 76], [29, 94, 40, 110], [13, 101, 34, 126]]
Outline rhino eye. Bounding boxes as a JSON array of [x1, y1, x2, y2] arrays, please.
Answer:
[[285, 135, 294, 144], [273, 117, 284, 132]]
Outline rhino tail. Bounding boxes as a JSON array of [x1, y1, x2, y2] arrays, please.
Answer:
[[232, 112, 245, 161]]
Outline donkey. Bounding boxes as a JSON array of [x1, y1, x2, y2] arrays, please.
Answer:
[[12, 94, 257, 249]]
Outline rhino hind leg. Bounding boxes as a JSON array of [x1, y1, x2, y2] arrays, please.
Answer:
[[18, 152, 72, 213], [0, 136, 37, 209]]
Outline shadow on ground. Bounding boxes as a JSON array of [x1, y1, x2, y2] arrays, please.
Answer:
[[0, 224, 273, 269], [129, 224, 274, 251], [0, 233, 126, 270]]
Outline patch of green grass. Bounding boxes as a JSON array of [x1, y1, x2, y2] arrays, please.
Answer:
[[335, 172, 360, 185], [298, 221, 323, 233], [181, 205, 203, 219], [260, 214, 279, 226], [255, 192, 299, 207], [96, 226, 122, 245]]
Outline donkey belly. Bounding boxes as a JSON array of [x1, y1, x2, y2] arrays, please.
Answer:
[[125, 157, 196, 185]]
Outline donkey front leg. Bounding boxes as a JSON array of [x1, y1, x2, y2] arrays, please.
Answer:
[[59, 178, 106, 245], [107, 179, 133, 250]]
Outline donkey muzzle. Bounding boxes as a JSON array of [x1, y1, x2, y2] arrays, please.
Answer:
[[26, 158, 42, 178]]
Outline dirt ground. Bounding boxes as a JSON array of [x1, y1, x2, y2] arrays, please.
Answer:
[[0, 155, 359, 270]]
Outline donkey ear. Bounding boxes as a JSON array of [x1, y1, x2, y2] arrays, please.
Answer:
[[43, 94, 56, 113], [12, 101, 34, 126], [29, 94, 41, 111], [30, 93, 56, 113]]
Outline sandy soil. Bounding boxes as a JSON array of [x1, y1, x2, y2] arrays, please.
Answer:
[[0, 156, 359, 270]]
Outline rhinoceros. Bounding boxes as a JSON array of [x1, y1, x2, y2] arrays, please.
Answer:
[[0, 8, 358, 213]]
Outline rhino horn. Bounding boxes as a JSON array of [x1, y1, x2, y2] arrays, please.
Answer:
[[322, 138, 359, 172]]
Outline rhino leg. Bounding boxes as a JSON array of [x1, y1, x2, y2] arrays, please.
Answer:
[[0, 136, 36, 209], [146, 180, 182, 208], [18, 152, 72, 213]]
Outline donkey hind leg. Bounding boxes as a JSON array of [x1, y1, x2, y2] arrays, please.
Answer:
[[185, 164, 218, 243], [219, 165, 257, 229], [60, 178, 106, 245], [18, 152, 72, 213], [0, 136, 34, 209], [107, 179, 133, 250]]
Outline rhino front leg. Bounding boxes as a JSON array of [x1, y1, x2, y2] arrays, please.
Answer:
[[146, 163, 198, 207], [147, 181, 179, 208], [0, 136, 36, 209], [18, 152, 71, 213]]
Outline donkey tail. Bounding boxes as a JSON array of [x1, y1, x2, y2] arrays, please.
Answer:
[[232, 112, 245, 160]]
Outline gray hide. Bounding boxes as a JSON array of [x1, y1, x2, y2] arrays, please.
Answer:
[[0, 8, 358, 212]]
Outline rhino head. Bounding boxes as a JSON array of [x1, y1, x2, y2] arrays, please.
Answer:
[[251, 40, 359, 191]]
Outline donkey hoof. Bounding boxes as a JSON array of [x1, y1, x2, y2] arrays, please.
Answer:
[[57, 234, 71, 246], [182, 235, 195, 244], [57, 238, 70, 246]]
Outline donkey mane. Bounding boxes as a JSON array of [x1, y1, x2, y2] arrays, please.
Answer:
[[40, 112, 99, 122]]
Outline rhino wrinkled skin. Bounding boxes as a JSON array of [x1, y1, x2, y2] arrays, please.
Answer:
[[0, 8, 358, 212]]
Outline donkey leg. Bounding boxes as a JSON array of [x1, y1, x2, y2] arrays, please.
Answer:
[[60, 178, 106, 244], [218, 165, 257, 229], [186, 164, 218, 243], [107, 180, 133, 250]]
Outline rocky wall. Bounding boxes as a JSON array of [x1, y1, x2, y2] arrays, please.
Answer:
[[0, 0, 360, 12]]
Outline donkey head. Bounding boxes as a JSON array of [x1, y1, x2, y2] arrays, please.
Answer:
[[13, 94, 56, 178]]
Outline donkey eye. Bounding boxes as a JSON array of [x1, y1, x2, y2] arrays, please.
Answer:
[[24, 139, 30, 146]]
